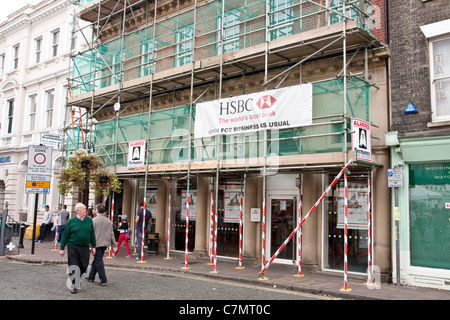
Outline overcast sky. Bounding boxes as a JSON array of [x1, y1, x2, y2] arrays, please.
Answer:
[[1, 0, 44, 23]]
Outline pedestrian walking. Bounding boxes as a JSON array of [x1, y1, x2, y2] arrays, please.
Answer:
[[59, 203, 96, 294], [88, 203, 117, 286], [58, 204, 70, 242], [113, 214, 131, 258]]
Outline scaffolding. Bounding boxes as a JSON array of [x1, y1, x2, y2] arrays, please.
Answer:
[[66, 0, 381, 164], [63, 0, 385, 268]]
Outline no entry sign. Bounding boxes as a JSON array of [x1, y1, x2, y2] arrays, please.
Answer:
[[26, 145, 52, 194]]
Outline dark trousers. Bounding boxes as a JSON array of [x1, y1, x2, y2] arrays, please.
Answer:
[[88, 246, 107, 284], [37, 223, 50, 241], [67, 245, 90, 289]]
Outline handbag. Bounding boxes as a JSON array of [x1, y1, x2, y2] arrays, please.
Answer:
[[125, 232, 131, 240]]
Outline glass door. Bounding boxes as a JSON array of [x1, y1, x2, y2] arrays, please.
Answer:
[[269, 197, 296, 263]]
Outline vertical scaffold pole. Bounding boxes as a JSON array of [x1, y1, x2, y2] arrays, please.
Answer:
[[294, 196, 303, 277], [366, 173, 373, 285], [165, 182, 172, 260], [211, 181, 218, 273], [208, 193, 214, 265], [340, 173, 352, 292], [137, 201, 146, 263], [182, 194, 190, 269], [236, 195, 245, 269]]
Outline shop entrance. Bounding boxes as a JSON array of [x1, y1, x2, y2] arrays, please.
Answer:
[[323, 173, 370, 273], [268, 195, 297, 264]]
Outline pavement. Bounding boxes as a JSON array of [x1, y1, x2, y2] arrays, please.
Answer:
[[3, 239, 450, 300]]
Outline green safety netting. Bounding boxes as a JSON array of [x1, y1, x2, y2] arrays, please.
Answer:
[[71, 0, 373, 96], [66, 77, 369, 167]]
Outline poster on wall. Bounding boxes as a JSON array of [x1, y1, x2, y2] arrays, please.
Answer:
[[337, 184, 368, 230], [127, 140, 146, 168], [194, 84, 313, 139], [224, 190, 243, 223], [351, 118, 371, 162], [145, 189, 157, 216], [181, 190, 197, 221]]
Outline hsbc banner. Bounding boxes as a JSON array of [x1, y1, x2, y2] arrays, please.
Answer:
[[194, 84, 313, 139]]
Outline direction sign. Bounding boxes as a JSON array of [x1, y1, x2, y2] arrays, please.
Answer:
[[26, 145, 52, 194], [40, 133, 62, 150]]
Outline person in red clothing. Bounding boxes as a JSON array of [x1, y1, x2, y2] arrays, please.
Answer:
[[113, 214, 131, 258]]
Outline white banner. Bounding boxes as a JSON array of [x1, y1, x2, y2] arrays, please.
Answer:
[[194, 84, 313, 138], [351, 118, 371, 162], [127, 140, 146, 168]]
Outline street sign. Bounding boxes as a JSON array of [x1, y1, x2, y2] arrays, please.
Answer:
[[40, 133, 62, 150], [388, 167, 403, 188], [26, 145, 52, 194]]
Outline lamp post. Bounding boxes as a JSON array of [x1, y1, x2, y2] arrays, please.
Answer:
[[80, 159, 90, 207]]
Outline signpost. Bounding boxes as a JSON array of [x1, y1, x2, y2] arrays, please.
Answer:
[[388, 167, 403, 285], [27, 145, 53, 254], [40, 133, 62, 150]]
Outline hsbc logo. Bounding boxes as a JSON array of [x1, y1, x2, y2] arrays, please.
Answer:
[[256, 95, 277, 109], [219, 94, 278, 116]]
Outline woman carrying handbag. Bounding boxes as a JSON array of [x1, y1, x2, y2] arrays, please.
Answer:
[[113, 214, 131, 258]]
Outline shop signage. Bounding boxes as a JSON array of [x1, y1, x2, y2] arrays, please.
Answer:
[[26, 145, 52, 194], [409, 162, 450, 185], [127, 140, 146, 168], [194, 84, 313, 138], [251, 208, 261, 222], [351, 118, 371, 162], [0, 156, 11, 164]]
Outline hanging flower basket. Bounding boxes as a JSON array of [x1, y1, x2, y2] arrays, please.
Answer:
[[58, 149, 121, 197]]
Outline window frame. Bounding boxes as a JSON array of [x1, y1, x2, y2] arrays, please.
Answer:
[[428, 35, 450, 123]]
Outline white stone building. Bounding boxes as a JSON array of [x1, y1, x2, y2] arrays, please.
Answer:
[[0, 0, 86, 224]]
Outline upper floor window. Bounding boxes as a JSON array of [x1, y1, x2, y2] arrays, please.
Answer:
[[269, 0, 294, 41], [217, 10, 240, 54], [0, 54, 4, 78], [12, 44, 19, 70], [421, 19, 450, 123], [35, 37, 42, 64], [175, 26, 193, 67], [430, 37, 450, 121], [28, 94, 37, 131], [51, 29, 60, 57], [7, 99, 14, 134], [45, 89, 55, 127]]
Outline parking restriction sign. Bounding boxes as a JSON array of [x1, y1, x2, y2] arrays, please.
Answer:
[[26, 145, 52, 194]]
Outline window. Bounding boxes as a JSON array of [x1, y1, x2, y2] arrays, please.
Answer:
[[51, 29, 60, 57], [45, 90, 55, 127], [430, 37, 450, 121], [175, 26, 193, 67], [7, 99, 14, 134], [12, 44, 19, 70], [141, 39, 156, 76], [269, 0, 294, 41], [35, 37, 42, 63], [217, 10, 240, 54], [28, 95, 37, 131], [409, 163, 450, 270], [0, 54, 4, 78]]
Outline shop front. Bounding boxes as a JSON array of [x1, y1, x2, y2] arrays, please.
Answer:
[[386, 132, 450, 290], [84, 77, 390, 280]]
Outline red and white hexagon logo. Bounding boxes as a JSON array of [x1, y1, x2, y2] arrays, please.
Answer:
[[256, 95, 277, 109]]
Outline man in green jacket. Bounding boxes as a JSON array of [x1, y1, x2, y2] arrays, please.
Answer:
[[59, 202, 96, 294]]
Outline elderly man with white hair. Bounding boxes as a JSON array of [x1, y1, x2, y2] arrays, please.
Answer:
[[59, 203, 96, 294]]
